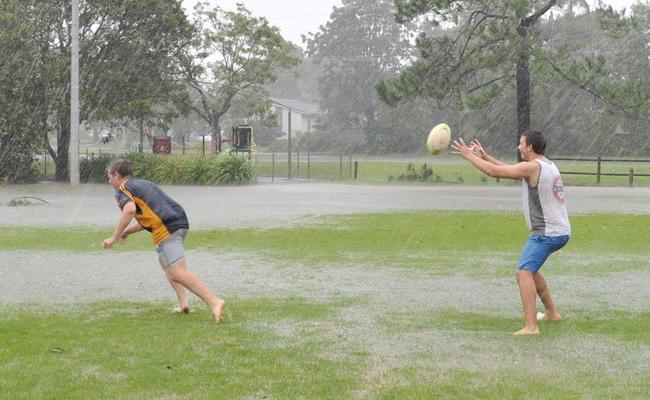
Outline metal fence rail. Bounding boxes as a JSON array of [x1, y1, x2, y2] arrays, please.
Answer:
[[253, 152, 353, 182]]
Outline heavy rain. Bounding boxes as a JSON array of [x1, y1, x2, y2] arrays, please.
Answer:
[[1, 0, 649, 398]]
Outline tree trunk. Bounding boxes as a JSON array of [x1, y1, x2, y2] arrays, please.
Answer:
[[55, 125, 70, 182], [516, 27, 531, 161], [211, 118, 221, 153], [516, 56, 531, 138]]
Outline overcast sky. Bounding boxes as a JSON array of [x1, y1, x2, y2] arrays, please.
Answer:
[[182, 0, 644, 48]]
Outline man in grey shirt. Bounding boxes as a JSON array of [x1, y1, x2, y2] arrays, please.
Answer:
[[452, 130, 570, 335]]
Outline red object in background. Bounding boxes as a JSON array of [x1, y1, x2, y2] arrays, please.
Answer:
[[153, 136, 171, 154]]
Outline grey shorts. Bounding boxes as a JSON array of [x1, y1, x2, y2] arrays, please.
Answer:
[[156, 229, 188, 269]]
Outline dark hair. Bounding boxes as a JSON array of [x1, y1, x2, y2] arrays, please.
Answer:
[[520, 130, 546, 155], [108, 159, 133, 177]]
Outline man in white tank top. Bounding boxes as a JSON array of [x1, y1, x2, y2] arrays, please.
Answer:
[[451, 130, 570, 335]]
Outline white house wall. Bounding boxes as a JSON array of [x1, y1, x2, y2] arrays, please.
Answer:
[[277, 108, 313, 138]]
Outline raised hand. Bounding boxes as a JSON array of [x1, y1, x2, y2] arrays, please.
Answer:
[[450, 138, 473, 159], [470, 139, 487, 159]]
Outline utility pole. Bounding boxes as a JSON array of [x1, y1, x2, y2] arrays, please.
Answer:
[[69, 0, 80, 185], [287, 109, 292, 180]]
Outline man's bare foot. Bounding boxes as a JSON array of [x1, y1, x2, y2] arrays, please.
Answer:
[[172, 306, 192, 314], [212, 299, 227, 324], [536, 312, 562, 321], [514, 327, 540, 336]]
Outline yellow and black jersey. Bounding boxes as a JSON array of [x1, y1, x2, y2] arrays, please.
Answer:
[[115, 178, 189, 245]]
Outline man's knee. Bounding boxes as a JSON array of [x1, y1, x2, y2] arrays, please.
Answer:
[[165, 264, 186, 282], [515, 269, 533, 282]]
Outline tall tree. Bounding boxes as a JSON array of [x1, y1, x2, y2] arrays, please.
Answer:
[[306, 0, 417, 153], [185, 2, 299, 152], [267, 47, 321, 103], [0, 0, 195, 182], [0, 2, 50, 182], [377, 0, 648, 152]]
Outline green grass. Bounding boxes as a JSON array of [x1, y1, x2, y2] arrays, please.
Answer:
[[3, 210, 650, 398], [0, 298, 365, 400], [366, 309, 650, 399], [3, 302, 648, 399], [381, 309, 650, 345], [254, 157, 507, 184], [253, 155, 650, 186], [2, 211, 650, 260]]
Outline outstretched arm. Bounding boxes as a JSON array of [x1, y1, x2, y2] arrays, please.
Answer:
[[102, 201, 136, 249], [452, 138, 536, 180], [470, 140, 507, 166]]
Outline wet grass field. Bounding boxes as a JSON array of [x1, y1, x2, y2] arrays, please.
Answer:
[[1, 211, 649, 399]]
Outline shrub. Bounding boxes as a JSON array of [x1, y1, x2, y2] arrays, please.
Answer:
[[124, 152, 160, 181], [390, 163, 436, 182], [153, 156, 188, 185], [215, 154, 255, 185], [184, 157, 218, 185], [118, 153, 254, 186], [80, 155, 113, 183], [2, 152, 39, 183]]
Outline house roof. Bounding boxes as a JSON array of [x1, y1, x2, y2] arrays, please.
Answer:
[[270, 98, 320, 115]]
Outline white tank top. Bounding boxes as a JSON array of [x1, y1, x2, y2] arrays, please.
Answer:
[[522, 159, 571, 236]]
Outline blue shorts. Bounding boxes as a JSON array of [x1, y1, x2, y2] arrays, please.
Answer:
[[517, 234, 569, 274]]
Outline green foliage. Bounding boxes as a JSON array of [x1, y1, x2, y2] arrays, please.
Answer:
[[188, 3, 299, 139], [215, 154, 255, 185], [305, 0, 421, 154], [379, 0, 650, 156], [183, 156, 219, 185], [121, 153, 254, 185], [0, 0, 195, 181], [0, 150, 40, 183], [597, 5, 639, 38], [389, 162, 438, 182], [0, 1, 48, 183], [153, 156, 188, 185], [124, 152, 160, 181], [0, 299, 363, 399], [80, 155, 112, 183]]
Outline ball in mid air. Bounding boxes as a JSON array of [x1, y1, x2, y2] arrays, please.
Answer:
[[426, 123, 451, 155]]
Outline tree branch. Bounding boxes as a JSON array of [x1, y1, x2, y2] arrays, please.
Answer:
[[522, 0, 558, 26], [467, 75, 507, 93]]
